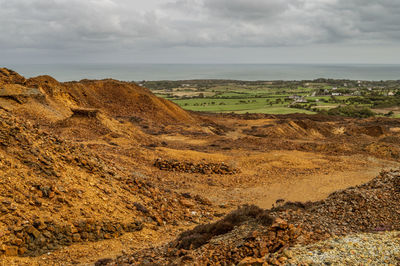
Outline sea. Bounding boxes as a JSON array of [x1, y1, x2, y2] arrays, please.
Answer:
[[5, 63, 400, 82]]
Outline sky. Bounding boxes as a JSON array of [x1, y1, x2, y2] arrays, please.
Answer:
[[1, 0, 400, 64]]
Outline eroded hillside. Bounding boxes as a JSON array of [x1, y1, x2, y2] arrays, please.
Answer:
[[0, 68, 399, 265]]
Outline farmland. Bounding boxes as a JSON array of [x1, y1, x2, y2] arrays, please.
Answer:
[[144, 79, 400, 117]]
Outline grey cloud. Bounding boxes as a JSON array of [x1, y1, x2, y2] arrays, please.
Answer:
[[311, 0, 400, 42], [0, 0, 162, 50], [0, 0, 399, 63], [202, 0, 297, 21], [160, 0, 400, 47]]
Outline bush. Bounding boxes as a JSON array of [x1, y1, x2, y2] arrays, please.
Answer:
[[322, 105, 375, 118], [385, 111, 394, 117], [175, 205, 272, 250]]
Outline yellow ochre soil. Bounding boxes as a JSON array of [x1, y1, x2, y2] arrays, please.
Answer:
[[0, 68, 399, 265]]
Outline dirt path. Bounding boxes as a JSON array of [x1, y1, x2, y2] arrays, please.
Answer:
[[244, 167, 391, 208], [171, 160, 399, 209]]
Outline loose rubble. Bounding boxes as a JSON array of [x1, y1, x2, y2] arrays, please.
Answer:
[[287, 231, 400, 265], [154, 158, 239, 175], [273, 169, 400, 243], [105, 170, 400, 265], [0, 109, 215, 257]]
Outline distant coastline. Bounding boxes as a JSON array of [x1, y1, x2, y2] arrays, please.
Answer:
[[5, 63, 400, 82]]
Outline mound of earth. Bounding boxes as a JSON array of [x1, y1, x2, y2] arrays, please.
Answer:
[[243, 119, 335, 139], [0, 68, 26, 86], [49, 110, 152, 145], [63, 79, 195, 124], [0, 68, 196, 127], [0, 109, 214, 257], [108, 170, 400, 265], [23, 74, 195, 125], [51, 113, 112, 141], [243, 117, 394, 140]]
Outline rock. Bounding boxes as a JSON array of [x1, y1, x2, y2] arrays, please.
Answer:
[[194, 195, 212, 206], [154, 159, 239, 175], [282, 249, 293, 258], [134, 202, 149, 214], [180, 199, 195, 208], [72, 233, 81, 242], [237, 257, 265, 266], [18, 247, 27, 255], [95, 258, 113, 266], [3, 245, 19, 256], [153, 215, 163, 226], [11, 238, 23, 246], [25, 225, 41, 238], [271, 218, 288, 229], [103, 233, 112, 239], [33, 219, 47, 230]]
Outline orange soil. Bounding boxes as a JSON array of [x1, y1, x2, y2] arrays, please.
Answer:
[[0, 68, 399, 264]]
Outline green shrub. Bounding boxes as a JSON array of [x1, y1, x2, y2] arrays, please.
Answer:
[[322, 105, 375, 118]]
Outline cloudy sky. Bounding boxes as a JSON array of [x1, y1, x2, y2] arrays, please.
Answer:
[[1, 0, 399, 64]]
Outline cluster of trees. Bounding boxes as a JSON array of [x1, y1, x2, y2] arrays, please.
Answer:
[[347, 96, 400, 108], [319, 106, 375, 118]]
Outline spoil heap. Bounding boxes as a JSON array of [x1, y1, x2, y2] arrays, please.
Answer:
[[60, 79, 195, 124], [154, 159, 239, 175], [108, 170, 400, 265], [0, 68, 26, 86], [0, 109, 214, 257], [275, 169, 400, 241], [0, 68, 196, 127]]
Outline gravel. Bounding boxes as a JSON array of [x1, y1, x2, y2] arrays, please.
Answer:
[[286, 231, 400, 265], [104, 170, 400, 265]]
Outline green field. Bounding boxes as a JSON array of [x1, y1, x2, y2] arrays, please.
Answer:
[[160, 83, 320, 115], [146, 79, 400, 117], [166, 87, 348, 115], [171, 97, 316, 114], [235, 107, 315, 115]]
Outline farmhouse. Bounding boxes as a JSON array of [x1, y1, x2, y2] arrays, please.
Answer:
[[294, 98, 308, 103], [288, 95, 302, 100]]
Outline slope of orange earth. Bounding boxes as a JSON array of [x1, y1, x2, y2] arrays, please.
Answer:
[[0, 67, 202, 152], [149, 113, 400, 207], [0, 109, 215, 258], [0, 67, 197, 130], [108, 170, 400, 265], [0, 68, 26, 86], [22, 74, 195, 125], [63, 79, 195, 123], [1, 69, 400, 265]]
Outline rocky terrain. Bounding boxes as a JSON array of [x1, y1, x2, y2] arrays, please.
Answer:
[[154, 158, 239, 175], [105, 170, 400, 265], [0, 108, 215, 258], [0, 68, 399, 265]]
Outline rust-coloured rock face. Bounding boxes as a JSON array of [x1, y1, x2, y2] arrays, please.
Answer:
[[1, 69, 196, 127], [57, 79, 196, 124], [108, 171, 400, 265], [0, 109, 214, 257], [0, 68, 26, 86]]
